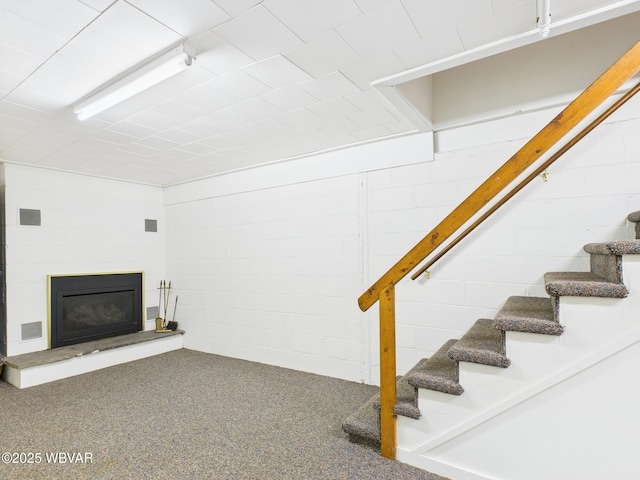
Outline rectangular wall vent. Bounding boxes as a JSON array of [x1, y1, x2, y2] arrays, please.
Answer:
[[145, 219, 158, 232], [21, 322, 42, 340], [19, 208, 41, 226]]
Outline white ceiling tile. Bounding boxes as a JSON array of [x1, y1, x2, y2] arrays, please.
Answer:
[[340, 51, 405, 89], [313, 116, 359, 136], [89, 129, 138, 146], [0, 0, 98, 38], [198, 134, 239, 150], [350, 125, 390, 141], [242, 55, 312, 89], [381, 116, 416, 134], [207, 70, 270, 101], [157, 128, 201, 145], [174, 80, 236, 113], [5, 84, 70, 111], [73, 156, 128, 176], [0, 43, 41, 81], [401, 0, 493, 37], [212, 0, 263, 17], [263, 0, 361, 41], [34, 150, 89, 168], [336, 1, 419, 59], [0, 100, 53, 124], [0, 9, 67, 59], [298, 72, 360, 101], [78, 0, 117, 12], [0, 127, 24, 149], [347, 106, 398, 129], [15, 50, 108, 106], [276, 108, 326, 129], [127, 0, 230, 37], [106, 120, 156, 139], [284, 30, 361, 78], [353, 0, 392, 12], [200, 109, 252, 133], [551, 0, 621, 21], [320, 131, 360, 148], [307, 97, 362, 120], [8, 129, 76, 152], [88, 2, 181, 56], [223, 118, 291, 143], [260, 85, 319, 111], [492, 0, 532, 10], [174, 141, 217, 156], [148, 100, 208, 124], [225, 98, 283, 122], [345, 88, 389, 111], [213, 5, 302, 61], [393, 27, 465, 69], [457, 0, 536, 50], [134, 135, 181, 151], [188, 31, 254, 75], [126, 110, 182, 131], [119, 142, 162, 157]]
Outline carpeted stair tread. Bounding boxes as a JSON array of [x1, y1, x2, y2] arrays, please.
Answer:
[[494, 296, 563, 335], [342, 393, 380, 448], [545, 271, 628, 298], [628, 211, 640, 239], [628, 211, 640, 223], [584, 240, 640, 256], [406, 339, 464, 395], [373, 375, 421, 420], [447, 319, 510, 368]]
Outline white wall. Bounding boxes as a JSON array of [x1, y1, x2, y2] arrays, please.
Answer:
[[164, 134, 434, 382], [2, 165, 165, 356], [165, 89, 640, 385]]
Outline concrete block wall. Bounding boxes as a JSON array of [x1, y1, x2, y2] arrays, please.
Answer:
[[2, 164, 165, 356], [166, 174, 366, 380]]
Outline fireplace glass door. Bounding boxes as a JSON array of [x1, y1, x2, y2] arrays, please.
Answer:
[[50, 273, 142, 348]]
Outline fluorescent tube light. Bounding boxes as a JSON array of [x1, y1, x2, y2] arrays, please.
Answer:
[[74, 44, 195, 121]]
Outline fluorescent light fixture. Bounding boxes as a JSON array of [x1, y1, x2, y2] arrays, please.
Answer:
[[74, 44, 195, 121], [537, 0, 551, 38]]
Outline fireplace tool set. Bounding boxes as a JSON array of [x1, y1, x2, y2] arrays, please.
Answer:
[[155, 280, 179, 332]]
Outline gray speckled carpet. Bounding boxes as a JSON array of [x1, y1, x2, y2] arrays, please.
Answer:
[[0, 349, 445, 480]]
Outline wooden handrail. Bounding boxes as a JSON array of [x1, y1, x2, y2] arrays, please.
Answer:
[[359, 39, 640, 313], [361, 39, 640, 461], [411, 79, 640, 281]]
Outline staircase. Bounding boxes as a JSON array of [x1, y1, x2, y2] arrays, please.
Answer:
[[343, 210, 640, 479]]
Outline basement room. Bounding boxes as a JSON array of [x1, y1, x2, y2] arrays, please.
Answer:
[[1, 1, 640, 479]]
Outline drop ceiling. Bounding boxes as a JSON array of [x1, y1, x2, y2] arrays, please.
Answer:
[[1, 0, 639, 186]]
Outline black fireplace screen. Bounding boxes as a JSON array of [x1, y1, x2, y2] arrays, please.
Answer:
[[50, 273, 143, 348]]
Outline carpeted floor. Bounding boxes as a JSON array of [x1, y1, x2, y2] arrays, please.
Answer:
[[0, 349, 446, 479]]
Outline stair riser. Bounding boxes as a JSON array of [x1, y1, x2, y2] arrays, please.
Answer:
[[590, 253, 623, 283]]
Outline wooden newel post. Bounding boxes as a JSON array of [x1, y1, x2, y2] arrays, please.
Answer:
[[379, 283, 397, 460]]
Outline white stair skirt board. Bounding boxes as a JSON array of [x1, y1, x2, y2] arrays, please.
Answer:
[[2, 335, 184, 389], [396, 296, 629, 453]]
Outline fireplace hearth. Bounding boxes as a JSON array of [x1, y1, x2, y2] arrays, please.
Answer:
[[49, 272, 143, 348]]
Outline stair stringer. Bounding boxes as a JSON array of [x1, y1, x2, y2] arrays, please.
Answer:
[[396, 255, 640, 479]]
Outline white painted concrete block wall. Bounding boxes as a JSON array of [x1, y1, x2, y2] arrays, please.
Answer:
[[3, 164, 166, 356], [166, 174, 366, 380]]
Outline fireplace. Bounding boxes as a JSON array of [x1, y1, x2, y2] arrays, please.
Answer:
[[49, 272, 143, 348]]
